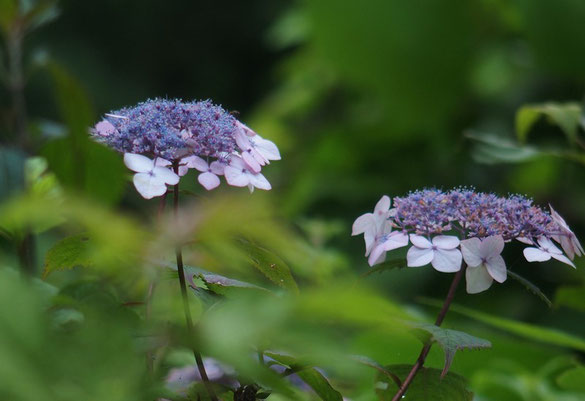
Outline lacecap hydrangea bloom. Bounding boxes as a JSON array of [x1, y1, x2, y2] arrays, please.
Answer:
[[91, 99, 280, 199], [352, 188, 583, 294]]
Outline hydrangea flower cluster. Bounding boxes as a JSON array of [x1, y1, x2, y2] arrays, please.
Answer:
[[91, 99, 280, 199], [353, 188, 583, 294]]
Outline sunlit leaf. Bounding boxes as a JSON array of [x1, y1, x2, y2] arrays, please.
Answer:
[[516, 103, 582, 144], [376, 365, 473, 401], [412, 323, 492, 376]]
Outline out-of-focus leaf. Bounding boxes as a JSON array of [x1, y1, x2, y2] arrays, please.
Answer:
[[0, 147, 26, 202], [421, 298, 585, 352], [466, 131, 541, 164], [557, 364, 585, 393], [556, 285, 585, 312], [516, 103, 582, 144], [20, 0, 59, 32], [43, 233, 92, 278], [508, 270, 552, 308], [361, 258, 405, 277], [351, 355, 401, 387], [197, 273, 271, 297], [412, 323, 492, 376], [0, 0, 17, 32], [376, 365, 473, 401], [266, 352, 343, 401], [238, 239, 299, 294]]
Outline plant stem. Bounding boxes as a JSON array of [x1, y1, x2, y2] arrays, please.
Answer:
[[390, 266, 466, 401], [172, 165, 218, 401]]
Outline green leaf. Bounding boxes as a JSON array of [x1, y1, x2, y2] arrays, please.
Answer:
[[556, 285, 585, 312], [411, 323, 492, 376], [376, 365, 473, 401], [0, 0, 17, 32], [238, 239, 299, 294], [361, 258, 405, 277], [516, 103, 582, 144], [196, 273, 272, 297], [43, 233, 93, 278], [508, 270, 552, 308], [0, 147, 26, 203], [265, 352, 343, 401], [466, 131, 541, 164], [420, 298, 585, 352], [351, 355, 402, 388], [557, 364, 585, 393]]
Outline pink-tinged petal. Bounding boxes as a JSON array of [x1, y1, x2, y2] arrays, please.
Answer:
[[481, 235, 504, 257], [388, 207, 397, 217], [536, 237, 563, 255], [406, 246, 434, 267], [249, 172, 271, 190], [368, 243, 387, 266], [152, 166, 179, 185], [432, 235, 460, 250], [409, 235, 432, 249], [235, 130, 253, 151], [95, 120, 116, 136], [209, 161, 225, 176], [178, 166, 189, 176], [556, 236, 575, 260], [250, 147, 268, 166], [374, 195, 391, 217], [516, 237, 533, 245], [431, 249, 462, 273], [198, 172, 220, 190], [466, 265, 493, 294], [133, 173, 167, 199], [460, 238, 482, 267], [254, 135, 281, 161], [155, 158, 171, 167], [352, 213, 374, 236], [364, 229, 376, 256], [550, 253, 576, 268], [523, 247, 551, 262], [228, 155, 247, 169], [124, 153, 154, 173], [224, 165, 249, 187], [182, 155, 209, 172], [381, 232, 409, 251], [237, 121, 256, 137], [485, 254, 506, 283], [242, 151, 262, 173]]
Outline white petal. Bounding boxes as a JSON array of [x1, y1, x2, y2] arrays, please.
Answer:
[[381, 232, 409, 251], [466, 265, 493, 294], [523, 247, 552, 262], [368, 243, 387, 266], [485, 254, 507, 283], [198, 172, 220, 190], [409, 235, 432, 249], [152, 166, 180, 185], [481, 235, 505, 257], [235, 130, 252, 151], [133, 173, 167, 199], [364, 229, 376, 256], [224, 165, 249, 187], [407, 246, 434, 267], [124, 153, 154, 173], [155, 158, 171, 167], [516, 237, 533, 245], [178, 166, 189, 176], [460, 238, 483, 267], [431, 249, 462, 273], [537, 237, 563, 255], [242, 151, 262, 173], [352, 213, 374, 236], [432, 235, 460, 250], [249, 172, 271, 190], [550, 252, 576, 268], [182, 155, 208, 172], [374, 195, 391, 216], [95, 120, 116, 136], [236, 121, 256, 137], [254, 135, 281, 160], [209, 161, 225, 176]]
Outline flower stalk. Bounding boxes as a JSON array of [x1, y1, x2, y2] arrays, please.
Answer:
[[173, 164, 218, 401], [391, 265, 466, 401]]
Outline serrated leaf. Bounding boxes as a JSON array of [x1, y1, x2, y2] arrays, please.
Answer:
[[420, 298, 585, 352], [411, 323, 492, 376], [556, 285, 585, 312], [516, 103, 582, 144], [265, 352, 343, 401], [508, 270, 552, 308], [43, 233, 93, 278], [196, 273, 271, 297], [238, 239, 299, 294], [376, 365, 473, 401], [556, 364, 585, 393]]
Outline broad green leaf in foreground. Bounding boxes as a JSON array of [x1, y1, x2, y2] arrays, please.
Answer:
[[43, 233, 92, 278], [421, 298, 585, 352], [376, 365, 473, 401], [412, 323, 492, 376], [556, 364, 585, 393], [516, 102, 582, 144], [266, 352, 343, 401]]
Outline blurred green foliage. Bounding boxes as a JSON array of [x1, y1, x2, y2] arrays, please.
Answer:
[[1, 0, 585, 400]]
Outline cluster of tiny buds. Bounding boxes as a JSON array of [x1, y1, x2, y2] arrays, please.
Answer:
[[91, 98, 281, 199], [352, 189, 583, 294]]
